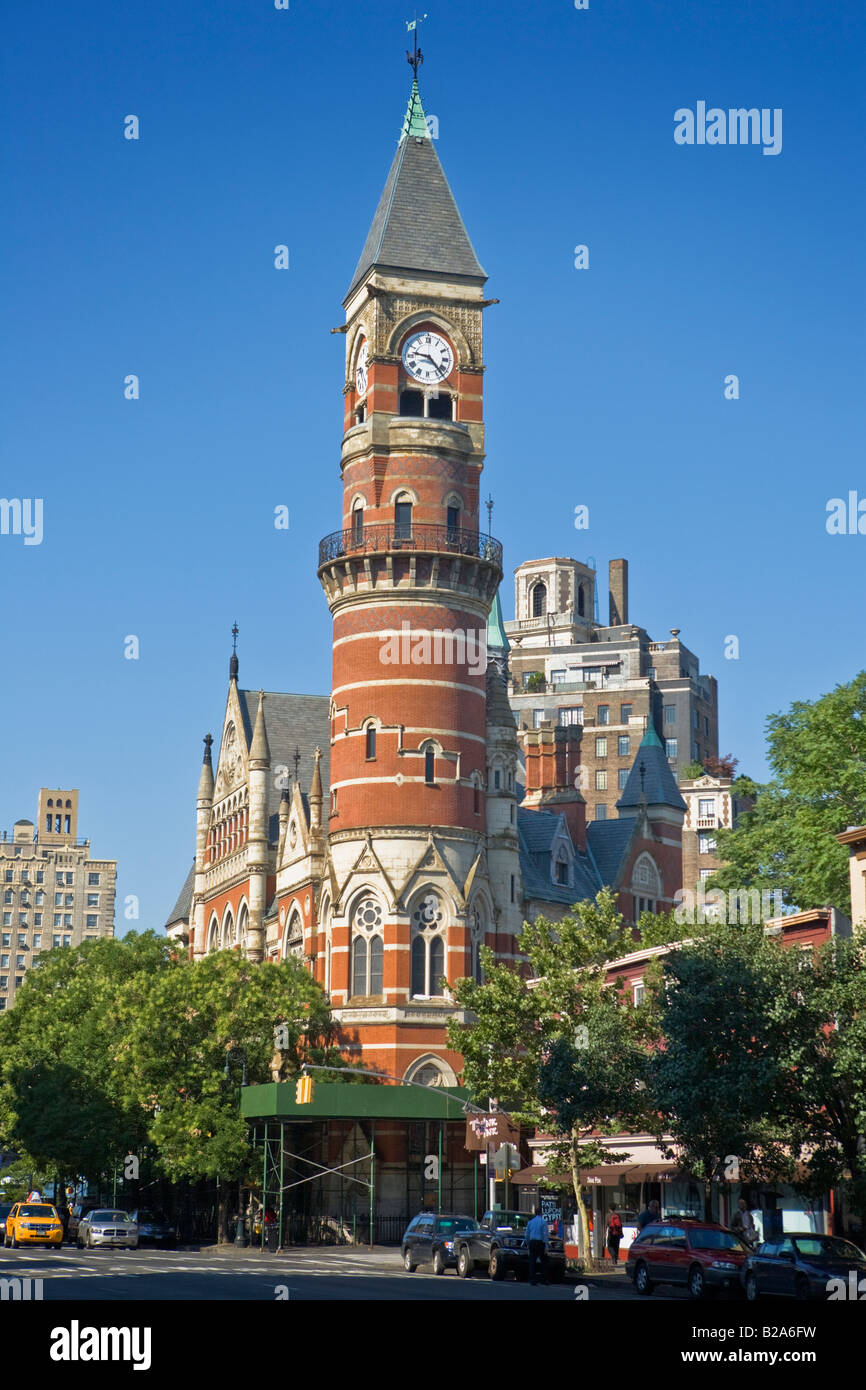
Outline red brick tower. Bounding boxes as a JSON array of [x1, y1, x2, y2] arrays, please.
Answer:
[[316, 77, 503, 1084]]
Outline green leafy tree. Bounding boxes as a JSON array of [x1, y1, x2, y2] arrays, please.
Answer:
[[710, 673, 866, 916], [449, 889, 657, 1264]]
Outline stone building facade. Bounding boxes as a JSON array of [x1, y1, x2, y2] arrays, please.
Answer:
[[0, 789, 116, 1010]]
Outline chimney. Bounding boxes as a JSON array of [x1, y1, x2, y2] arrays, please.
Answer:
[[609, 558, 628, 627], [522, 725, 586, 848]]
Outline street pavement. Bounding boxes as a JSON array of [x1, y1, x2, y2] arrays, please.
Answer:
[[0, 1243, 679, 1301]]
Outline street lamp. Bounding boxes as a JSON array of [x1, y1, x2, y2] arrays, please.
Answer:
[[223, 1047, 248, 1248]]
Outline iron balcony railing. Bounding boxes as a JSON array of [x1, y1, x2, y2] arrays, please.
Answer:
[[318, 523, 502, 570]]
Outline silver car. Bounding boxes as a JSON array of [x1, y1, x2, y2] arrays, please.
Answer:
[[77, 1208, 139, 1250]]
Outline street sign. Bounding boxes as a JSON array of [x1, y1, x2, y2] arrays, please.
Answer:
[[464, 1113, 519, 1151]]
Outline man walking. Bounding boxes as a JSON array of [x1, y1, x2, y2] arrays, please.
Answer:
[[638, 1199, 660, 1229], [526, 1207, 550, 1286]]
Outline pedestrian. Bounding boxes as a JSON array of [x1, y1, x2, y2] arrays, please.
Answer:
[[264, 1205, 279, 1253], [638, 1199, 660, 1229], [525, 1207, 550, 1286], [606, 1204, 623, 1266], [731, 1197, 758, 1249]]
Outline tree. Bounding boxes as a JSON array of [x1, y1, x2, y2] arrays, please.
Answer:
[[119, 949, 344, 1241], [702, 753, 739, 779], [710, 673, 866, 916], [448, 890, 657, 1264], [0, 933, 172, 1186]]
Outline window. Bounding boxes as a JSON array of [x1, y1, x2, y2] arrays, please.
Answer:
[[531, 582, 547, 617], [473, 783, 480, 815], [0, 979, 5, 991], [647, 667, 656, 680], [618, 768, 629, 790], [16, 955, 25, 969], [399, 388, 424, 417], [665, 739, 678, 759], [424, 746, 435, 783], [86, 915, 98, 929], [0, 955, 7, 968], [693, 710, 700, 729], [2, 890, 10, 903], [618, 735, 630, 757], [331, 788, 338, 815], [55, 816, 61, 832], [46, 815, 52, 833], [63, 934, 71, 947], [352, 504, 364, 544], [620, 703, 632, 723], [699, 868, 712, 882], [597, 705, 609, 725], [53, 915, 61, 927], [1, 914, 9, 928], [55, 893, 63, 907], [559, 707, 582, 726], [532, 709, 545, 729], [704, 716, 709, 735], [365, 726, 376, 760], [4, 871, 11, 883], [577, 585, 585, 617], [34, 914, 41, 927], [595, 804, 607, 820], [427, 391, 452, 419], [446, 504, 460, 540], [698, 831, 716, 854], [664, 704, 677, 725], [510, 874, 515, 903], [394, 494, 413, 539], [595, 770, 607, 790], [17, 934, 26, 947], [692, 741, 700, 762], [595, 737, 607, 757], [351, 898, 384, 997], [698, 798, 715, 819], [411, 893, 446, 998], [510, 803, 515, 823], [64, 816, 70, 833], [555, 851, 569, 886], [65, 894, 73, 907], [64, 915, 72, 927], [36, 871, 43, 884], [86, 893, 99, 908], [550, 668, 566, 686], [21, 870, 29, 883], [33, 934, 41, 949], [633, 981, 645, 1006], [52, 935, 61, 948], [88, 873, 100, 886], [35, 891, 44, 905]]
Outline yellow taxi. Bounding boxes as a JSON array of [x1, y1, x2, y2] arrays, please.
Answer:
[[3, 1202, 64, 1248]]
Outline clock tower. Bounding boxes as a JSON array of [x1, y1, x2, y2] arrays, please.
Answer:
[[317, 74, 507, 1084]]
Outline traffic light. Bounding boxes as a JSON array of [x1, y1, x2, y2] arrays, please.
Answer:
[[295, 1073, 314, 1104]]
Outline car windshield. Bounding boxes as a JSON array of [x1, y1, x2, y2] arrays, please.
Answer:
[[689, 1228, 748, 1252], [437, 1218, 477, 1234], [91, 1210, 130, 1223], [492, 1213, 529, 1230], [794, 1236, 865, 1262], [137, 1211, 168, 1223], [19, 1205, 58, 1218]]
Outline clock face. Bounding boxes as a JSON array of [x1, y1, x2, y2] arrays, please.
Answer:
[[401, 330, 454, 385], [355, 340, 369, 396]]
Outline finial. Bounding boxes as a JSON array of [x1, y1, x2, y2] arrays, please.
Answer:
[[229, 622, 239, 681], [203, 733, 213, 765], [485, 494, 494, 532], [313, 746, 322, 762], [406, 12, 427, 77], [293, 745, 301, 782], [639, 762, 646, 795]]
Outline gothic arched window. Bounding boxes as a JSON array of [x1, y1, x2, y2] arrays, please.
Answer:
[[365, 725, 377, 760], [532, 581, 547, 617], [410, 892, 446, 998], [424, 745, 435, 784], [351, 896, 384, 996]]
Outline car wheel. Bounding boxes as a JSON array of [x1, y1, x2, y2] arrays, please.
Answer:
[[86, 1232, 92, 1250], [489, 1248, 505, 1281], [634, 1261, 653, 1295], [795, 1274, 811, 1301], [745, 1272, 760, 1302], [402, 1247, 416, 1273], [457, 1246, 473, 1279], [688, 1265, 707, 1300], [432, 1249, 446, 1276], [10, 1233, 18, 1249]]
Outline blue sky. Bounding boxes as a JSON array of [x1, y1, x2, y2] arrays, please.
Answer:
[[2, 0, 864, 934]]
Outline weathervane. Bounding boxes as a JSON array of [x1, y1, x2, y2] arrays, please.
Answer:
[[406, 12, 427, 77], [231, 622, 239, 653], [485, 493, 494, 532]]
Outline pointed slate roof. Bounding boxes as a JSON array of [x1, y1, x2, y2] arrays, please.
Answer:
[[486, 588, 509, 653], [164, 861, 195, 930], [616, 724, 687, 813], [235, 690, 331, 841], [517, 807, 602, 905], [346, 79, 486, 300]]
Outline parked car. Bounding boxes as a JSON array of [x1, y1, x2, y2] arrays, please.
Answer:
[[0, 1203, 12, 1241], [129, 1209, 177, 1247], [743, 1233, 866, 1301], [66, 1198, 103, 1245], [3, 1202, 64, 1249], [455, 1209, 566, 1282], [401, 1213, 479, 1274], [627, 1220, 749, 1299], [77, 1209, 139, 1250]]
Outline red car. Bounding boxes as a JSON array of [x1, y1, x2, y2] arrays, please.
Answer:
[[626, 1219, 749, 1299]]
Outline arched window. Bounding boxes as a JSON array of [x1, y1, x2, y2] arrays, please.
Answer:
[[473, 783, 480, 815], [65, 799, 72, 809], [532, 582, 547, 617], [424, 745, 435, 784], [410, 892, 446, 998], [351, 896, 384, 996], [47, 799, 53, 808], [352, 503, 364, 544], [207, 918, 219, 955], [365, 725, 376, 759], [577, 585, 585, 617], [238, 904, 249, 953], [284, 910, 303, 960], [470, 904, 485, 984], [446, 503, 460, 542], [394, 492, 413, 541]]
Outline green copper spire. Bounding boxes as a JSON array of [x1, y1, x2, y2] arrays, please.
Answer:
[[486, 588, 509, 652], [400, 78, 430, 141], [640, 723, 664, 750]]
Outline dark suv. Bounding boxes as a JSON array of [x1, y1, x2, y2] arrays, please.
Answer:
[[627, 1220, 749, 1299], [455, 1210, 566, 1282], [401, 1212, 479, 1274]]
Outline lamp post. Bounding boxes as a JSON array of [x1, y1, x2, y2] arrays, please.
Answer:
[[223, 1047, 248, 1248]]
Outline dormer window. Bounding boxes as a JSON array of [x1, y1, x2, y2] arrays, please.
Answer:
[[555, 849, 569, 886]]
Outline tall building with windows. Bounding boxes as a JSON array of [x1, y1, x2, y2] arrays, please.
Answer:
[[505, 556, 719, 821], [0, 789, 116, 1010]]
